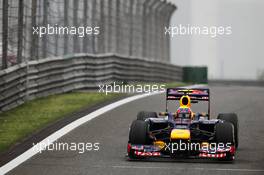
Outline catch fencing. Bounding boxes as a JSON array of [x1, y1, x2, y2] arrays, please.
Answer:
[[0, 0, 176, 69]]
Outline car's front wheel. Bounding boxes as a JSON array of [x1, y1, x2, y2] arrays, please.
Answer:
[[215, 122, 235, 161], [128, 120, 151, 159], [217, 113, 238, 148]]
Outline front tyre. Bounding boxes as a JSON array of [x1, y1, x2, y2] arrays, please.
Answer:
[[128, 120, 151, 159], [215, 122, 235, 161], [217, 113, 239, 148]]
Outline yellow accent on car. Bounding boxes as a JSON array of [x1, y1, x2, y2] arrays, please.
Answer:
[[170, 129, 190, 140], [153, 141, 166, 149], [179, 95, 191, 108]]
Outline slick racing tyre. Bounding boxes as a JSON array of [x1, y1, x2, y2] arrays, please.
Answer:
[[217, 113, 238, 148], [129, 120, 151, 144], [215, 122, 235, 161], [137, 111, 158, 121], [128, 120, 151, 159]]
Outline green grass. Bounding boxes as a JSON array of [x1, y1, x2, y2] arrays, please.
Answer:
[[0, 82, 185, 153], [0, 92, 121, 152]]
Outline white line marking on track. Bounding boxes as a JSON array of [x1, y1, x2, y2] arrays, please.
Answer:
[[0, 92, 161, 175]]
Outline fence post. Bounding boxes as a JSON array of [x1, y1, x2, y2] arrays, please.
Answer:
[[64, 0, 69, 55], [31, 0, 38, 60], [128, 0, 134, 56], [2, 0, 8, 69], [82, 0, 88, 53], [135, 0, 144, 58], [148, 0, 158, 60], [91, 0, 96, 54], [107, 0, 111, 53], [152, 1, 162, 61], [156, 2, 167, 62], [99, 0, 105, 54], [142, 0, 148, 58], [115, 0, 120, 54], [164, 4, 176, 62], [42, 0, 48, 58], [73, 0, 80, 53], [17, 0, 24, 63]]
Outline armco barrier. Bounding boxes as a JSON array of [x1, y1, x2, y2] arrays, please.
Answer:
[[0, 54, 182, 112]]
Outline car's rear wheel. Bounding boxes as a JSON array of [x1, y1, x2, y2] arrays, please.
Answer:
[[215, 122, 235, 161], [137, 111, 158, 121], [128, 120, 151, 159], [217, 113, 238, 148]]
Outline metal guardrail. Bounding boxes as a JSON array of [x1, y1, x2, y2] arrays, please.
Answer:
[[0, 54, 182, 112]]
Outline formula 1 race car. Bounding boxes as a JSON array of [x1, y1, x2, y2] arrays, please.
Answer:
[[127, 88, 238, 161]]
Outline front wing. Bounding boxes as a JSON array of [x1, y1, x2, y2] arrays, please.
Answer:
[[127, 143, 235, 160]]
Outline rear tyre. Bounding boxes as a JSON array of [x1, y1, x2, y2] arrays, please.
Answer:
[[217, 113, 238, 148], [128, 120, 151, 159], [137, 111, 158, 121], [215, 122, 235, 161]]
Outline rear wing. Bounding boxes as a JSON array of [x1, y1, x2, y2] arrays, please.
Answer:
[[166, 88, 209, 101], [165, 88, 210, 118]]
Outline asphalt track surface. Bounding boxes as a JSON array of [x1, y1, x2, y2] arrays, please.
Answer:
[[7, 85, 264, 175]]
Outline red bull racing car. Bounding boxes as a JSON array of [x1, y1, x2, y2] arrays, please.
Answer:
[[127, 88, 238, 161]]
